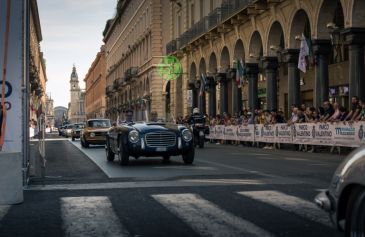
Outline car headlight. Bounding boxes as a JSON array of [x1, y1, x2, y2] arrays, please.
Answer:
[[182, 129, 192, 142], [90, 132, 95, 137], [128, 130, 140, 143]]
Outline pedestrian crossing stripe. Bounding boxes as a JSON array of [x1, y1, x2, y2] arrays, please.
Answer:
[[61, 196, 129, 237], [152, 193, 274, 237], [1, 191, 333, 236], [237, 190, 332, 227]]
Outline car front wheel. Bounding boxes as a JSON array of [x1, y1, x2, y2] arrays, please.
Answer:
[[346, 187, 365, 237], [182, 147, 194, 164], [105, 138, 115, 162], [118, 138, 129, 166]]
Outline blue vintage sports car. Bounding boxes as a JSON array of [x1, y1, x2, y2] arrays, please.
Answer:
[[105, 121, 195, 165]]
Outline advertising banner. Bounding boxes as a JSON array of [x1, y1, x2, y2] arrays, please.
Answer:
[[0, 0, 23, 152], [206, 126, 216, 139], [236, 125, 255, 141], [223, 125, 237, 141], [260, 124, 275, 143], [332, 122, 360, 147], [214, 125, 224, 140], [292, 124, 314, 144], [357, 122, 365, 146], [254, 124, 264, 142], [312, 123, 334, 146], [274, 124, 292, 144]]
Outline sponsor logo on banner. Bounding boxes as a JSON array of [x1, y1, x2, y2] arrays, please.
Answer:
[[224, 125, 237, 141], [358, 123, 365, 145], [236, 125, 254, 141], [332, 122, 359, 147], [206, 126, 216, 139], [254, 124, 264, 142], [215, 125, 224, 140], [313, 123, 333, 145], [275, 124, 292, 144], [260, 125, 275, 143], [293, 124, 313, 144]]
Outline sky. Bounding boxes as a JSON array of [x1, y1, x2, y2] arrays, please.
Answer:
[[38, 0, 117, 108]]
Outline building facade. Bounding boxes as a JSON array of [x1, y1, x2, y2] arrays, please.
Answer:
[[45, 94, 54, 129], [103, 0, 172, 122], [29, 0, 47, 122], [84, 46, 107, 119], [68, 66, 86, 124], [54, 106, 68, 128], [163, 0, 365, 117]]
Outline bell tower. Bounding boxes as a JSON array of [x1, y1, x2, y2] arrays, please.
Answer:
[[69, 65, 80, 123]]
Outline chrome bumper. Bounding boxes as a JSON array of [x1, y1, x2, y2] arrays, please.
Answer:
[[314, 191, 332, 212]]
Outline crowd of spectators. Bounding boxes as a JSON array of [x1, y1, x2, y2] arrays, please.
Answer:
[[176, 96, 365, 152]]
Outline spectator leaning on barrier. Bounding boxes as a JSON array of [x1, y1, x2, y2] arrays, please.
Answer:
[[328, 102, 340, 122], [355, 99, 365, 121], [345, 96, 361, 121], [321, 101, 335, 122]]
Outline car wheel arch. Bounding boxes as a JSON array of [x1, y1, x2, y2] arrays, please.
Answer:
[[338, 184, 364, 226]]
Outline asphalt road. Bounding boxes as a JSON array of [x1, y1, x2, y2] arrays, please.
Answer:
[[0, 135, 346, 237]]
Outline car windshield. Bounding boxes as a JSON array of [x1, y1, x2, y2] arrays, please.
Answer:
[[88, 120, 111, 128], [74, 124, 84, 129]]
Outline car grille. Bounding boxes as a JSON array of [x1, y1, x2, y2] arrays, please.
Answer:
[[94, 132, 106, 137], [145, 131, 176, 147]]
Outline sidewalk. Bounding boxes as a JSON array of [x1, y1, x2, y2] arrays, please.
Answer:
[[29, 133, 107, 185]]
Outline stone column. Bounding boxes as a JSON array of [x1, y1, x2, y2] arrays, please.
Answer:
[[284, 49, 300, 110], [219, 73, 228, 114], [188, 80, 195, 114], [207, 77, 216, 116], [231, 69, 242, 113], [263, 57, 279, 111], [198, 80, 206, 114], [343, 28, 365, 104], [245, 63, 259, 112], [313, 39, 331, 108]]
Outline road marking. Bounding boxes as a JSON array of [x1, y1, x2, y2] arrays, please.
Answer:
[[61, 196, 129, 237], [0, 205, 10, 221], [27, 177, 302, 191], [45, 138, 69, 141], [152, 193, 273, 237], [237, 190, 332, 227], [282, 157, 309, 161]]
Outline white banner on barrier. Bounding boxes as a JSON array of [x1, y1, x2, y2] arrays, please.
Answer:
[[274, 124, 292, 144], [260, 124, 275, 143], [224, 125, 237, 141], [332, 122, 359, 147], [313, 123, 333, 146], [215, 125, 224, 140], [293, 124, 314, 144], [206, 122, 365, 147], [236, 125, 255, 141]]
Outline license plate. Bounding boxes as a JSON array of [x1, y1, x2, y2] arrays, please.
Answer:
[[199, 131, 204, 136], [156, 147, 167, 152]]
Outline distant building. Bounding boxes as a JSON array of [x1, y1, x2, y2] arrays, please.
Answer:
[[29, 0, 47, 121], [54, 106, 68, 128], [68, 65, 86, 123], [45, 94, 54, 128], [84, 46, 106, 119], [103, 0, 171, 121]]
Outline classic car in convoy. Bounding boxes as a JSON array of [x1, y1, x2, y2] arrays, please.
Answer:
[[105, 121, 195, 165], [315, 145, 365, 236], [71, 123, 85, 141], [80, 119, 111, 148]]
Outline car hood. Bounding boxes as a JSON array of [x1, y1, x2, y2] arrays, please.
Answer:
[[131, 122, 183, 133], [85, 128, 110, 133]]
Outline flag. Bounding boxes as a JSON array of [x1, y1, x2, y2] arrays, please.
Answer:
[[199, 73, 206, 96], [236, 59, 245, 88], [298, 33, 309, 73]]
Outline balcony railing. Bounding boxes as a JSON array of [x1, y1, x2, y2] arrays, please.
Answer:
[[105, 85, 114, 96], [167, 0, 254, 53], [124, 67, 138, 82]]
